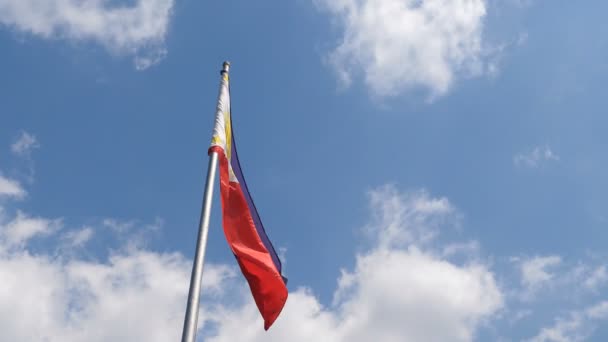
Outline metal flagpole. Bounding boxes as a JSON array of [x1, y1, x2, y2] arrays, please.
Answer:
[[181, 61, 230, 342]]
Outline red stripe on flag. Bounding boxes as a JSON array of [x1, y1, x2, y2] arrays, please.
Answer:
[[210, 146, 288, 330]]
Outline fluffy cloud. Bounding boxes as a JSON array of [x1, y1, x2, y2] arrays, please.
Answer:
[[4, 175, 608, 341], [4, 134, 608, 341], [206, 249, 502, 342], [584, 266, 608, 292], [0, 175, 25, 198], [514, 146, 560, 168], [202, 186, 503, 342], [527, 301, 608, 342], [527, 312, 586, 342], [0, 209, 233, 341], [504, 253, 608, 340], [518, 255, 562, 291], [1, 211, 60, 248], [315, 0, 490, 97], [586, 301, 608, 320], [11, 131, 39, 157], [0, 176, 503, 341], [366, 186, 454, 247], [508, 255, 608, 316], [0, 0, 174, 69], [0, 146, 230, 341], [61, 227, 95, 248]]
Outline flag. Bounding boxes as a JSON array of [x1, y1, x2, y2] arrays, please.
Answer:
[[208, 68, 288, 330]]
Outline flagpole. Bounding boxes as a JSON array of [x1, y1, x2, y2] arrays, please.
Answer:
[[181, 61, 230, 342]]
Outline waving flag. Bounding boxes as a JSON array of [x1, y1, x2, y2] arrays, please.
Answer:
[[208, 68, 288, 330]]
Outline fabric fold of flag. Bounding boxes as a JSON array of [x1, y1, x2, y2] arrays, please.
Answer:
[[208, 70, 288, 330]]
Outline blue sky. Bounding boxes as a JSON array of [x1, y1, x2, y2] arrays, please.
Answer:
[[2, 0, 608, 341]]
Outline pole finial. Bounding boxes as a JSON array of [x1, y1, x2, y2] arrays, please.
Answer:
[[222, 61, 231, 73]]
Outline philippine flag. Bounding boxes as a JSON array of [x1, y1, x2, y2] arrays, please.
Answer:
[[208, 67, 288, 330]]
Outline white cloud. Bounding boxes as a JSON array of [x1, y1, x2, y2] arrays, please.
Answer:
[[0, 167, 234, 341], [514, 146, 560, 168], [203, 185, 503, 342], [514, 259, 608, 341], [527, 301, 608, 342], [61, 227, 95, 248], [586, 301, 608, 320], [584, 266, 608, 292], [1, 211, 60, 248], [134, 47, 167, 70], [6, 165, 608, 341], [0, 247, 231, 342], [205, 253, 502, 342], [11, 131, 39, 157], [442, 240, 480, 258], [527, 312, 585, 342], [5, 158, 608, 342], [4, 176, 608, 341], [366, 186, 455, 247], [102, 217, 163, 249], [509, 256, 608, 308], [0, 210, 233, 341], [315, 0, 491, 97], [0, 175, 25, 198], [0, 0, 174, 69], [518, 255, 562, 291], [0, 182, 503, 342]]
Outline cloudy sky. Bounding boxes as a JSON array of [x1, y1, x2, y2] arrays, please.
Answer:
[[1, 1, 608, 341]]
